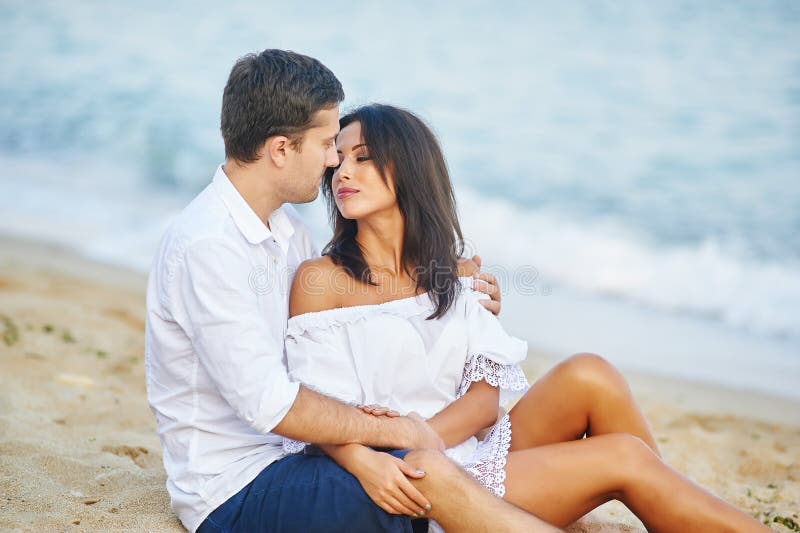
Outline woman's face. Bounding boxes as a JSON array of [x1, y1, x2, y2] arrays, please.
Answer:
[[332, 121, 397, 220]]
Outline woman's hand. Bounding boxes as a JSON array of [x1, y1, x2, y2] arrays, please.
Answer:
[[349, 447, 431, 517], [356, 403, 400, 417]]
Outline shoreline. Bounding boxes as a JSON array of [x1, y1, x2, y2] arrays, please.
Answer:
[[1, 235, 798, 531]]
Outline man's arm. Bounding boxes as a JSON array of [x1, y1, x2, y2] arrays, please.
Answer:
[[273, 386, 442, 450]]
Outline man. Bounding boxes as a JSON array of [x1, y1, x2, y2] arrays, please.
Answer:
[[145, 49, 559, 532]]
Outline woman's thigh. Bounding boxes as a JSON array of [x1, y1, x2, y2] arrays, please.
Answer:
[[501, 434, 640, 527], [507, 355, 597, 450]]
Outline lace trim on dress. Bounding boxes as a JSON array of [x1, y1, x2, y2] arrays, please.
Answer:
[[457, 353, 530, 405], [282, 437, 308, 455], [463, 412, 513, 498]]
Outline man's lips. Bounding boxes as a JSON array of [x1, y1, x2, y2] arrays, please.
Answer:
[[336, 187, 359, 199]]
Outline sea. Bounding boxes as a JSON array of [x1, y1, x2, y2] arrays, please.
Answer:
[[1, 1, 798, 398]]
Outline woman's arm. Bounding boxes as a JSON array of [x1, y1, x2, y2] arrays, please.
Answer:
[[426, 380, 499, 448], [319, 443, 431, 517]]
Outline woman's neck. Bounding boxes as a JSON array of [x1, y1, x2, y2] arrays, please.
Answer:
[[355, 207, 406, 278]]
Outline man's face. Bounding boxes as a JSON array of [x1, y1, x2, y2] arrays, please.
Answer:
[[282, 106, 340, 204]]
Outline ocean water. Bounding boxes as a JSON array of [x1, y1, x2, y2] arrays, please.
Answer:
[[1, 1, 799, 396]]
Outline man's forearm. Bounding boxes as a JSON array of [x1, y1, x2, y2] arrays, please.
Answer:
[[272, 386, 415, 448]]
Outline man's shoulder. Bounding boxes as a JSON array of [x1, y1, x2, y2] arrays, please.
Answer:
[[173, 185, 230, 239], [153, 184, 239, 268]]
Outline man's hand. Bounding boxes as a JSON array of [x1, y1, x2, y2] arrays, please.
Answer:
[[357, 405, 443, 451], [406, 412, 445, 451], [471, 255, 501, 316]]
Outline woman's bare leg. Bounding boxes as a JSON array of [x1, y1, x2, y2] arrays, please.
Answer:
[[501, 434, 768, 533], [508, 353, 659, 454]]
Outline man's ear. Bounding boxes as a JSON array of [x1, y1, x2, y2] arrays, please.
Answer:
[[264, 136, 291, 168]]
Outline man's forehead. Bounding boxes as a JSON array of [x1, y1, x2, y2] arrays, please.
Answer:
[[309, 106, 340, 136]]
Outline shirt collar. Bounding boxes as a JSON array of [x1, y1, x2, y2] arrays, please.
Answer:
[[212, 165, 295, 247]]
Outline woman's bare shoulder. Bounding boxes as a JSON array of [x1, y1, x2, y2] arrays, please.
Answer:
[[289, 256, 348, 317]]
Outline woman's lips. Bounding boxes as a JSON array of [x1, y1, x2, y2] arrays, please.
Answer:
[[337, 188, 359, 199]]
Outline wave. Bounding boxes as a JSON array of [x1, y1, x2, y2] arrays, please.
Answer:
[[456, 188, 800, 340]]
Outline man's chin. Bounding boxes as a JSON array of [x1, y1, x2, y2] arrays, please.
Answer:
[[294, 187, 320, 204]]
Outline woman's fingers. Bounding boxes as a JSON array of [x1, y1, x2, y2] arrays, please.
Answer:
[[398, 475, 430, 515], [356, 404, 400, 417], [376, 499, 399, 515], [394, 458, 431, 511], [385, 494, 421, 517]]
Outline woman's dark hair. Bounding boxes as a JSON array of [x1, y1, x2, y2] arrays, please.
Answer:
[[321, 104, 464, 319], [221, 49, 344, 163]]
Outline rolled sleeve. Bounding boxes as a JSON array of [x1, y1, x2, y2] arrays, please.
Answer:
[[175, 237, 299, 434]]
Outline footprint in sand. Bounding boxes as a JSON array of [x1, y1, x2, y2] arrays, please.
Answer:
[[102, 445, 154, 469], [103, 308, 145, 332]]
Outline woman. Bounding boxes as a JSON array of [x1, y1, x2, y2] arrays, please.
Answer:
[[283, 104, 767, 532]]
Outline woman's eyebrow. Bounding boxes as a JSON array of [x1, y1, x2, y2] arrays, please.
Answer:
[[336, 143, 367, 154]]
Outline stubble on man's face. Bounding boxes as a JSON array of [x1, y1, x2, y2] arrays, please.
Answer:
[[287, 106, 340, 204]]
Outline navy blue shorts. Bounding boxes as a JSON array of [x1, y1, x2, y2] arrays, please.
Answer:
[[197, 449, 429, 533]]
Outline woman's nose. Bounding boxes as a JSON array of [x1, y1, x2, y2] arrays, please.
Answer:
[[336, 160, 351, 180]]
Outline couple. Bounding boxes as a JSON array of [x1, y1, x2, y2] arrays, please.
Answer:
[[145, 49, 767, 532]]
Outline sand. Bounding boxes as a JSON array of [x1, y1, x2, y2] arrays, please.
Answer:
[[0, 236, 798, 532]]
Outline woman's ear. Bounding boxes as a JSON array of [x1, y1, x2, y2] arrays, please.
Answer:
[[264, 136, 290, 168]]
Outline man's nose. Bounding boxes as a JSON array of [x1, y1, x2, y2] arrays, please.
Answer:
[[325, 146, 339, 168]]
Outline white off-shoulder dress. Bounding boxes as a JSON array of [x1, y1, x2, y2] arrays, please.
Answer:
[[282, 276, 530, 500]]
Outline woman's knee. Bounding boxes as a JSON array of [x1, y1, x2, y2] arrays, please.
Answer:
[[602, 433, 661, 493], [558, 352, 629, 396]]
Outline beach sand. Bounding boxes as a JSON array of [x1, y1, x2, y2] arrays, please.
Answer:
[[0, 236, 798, 532]]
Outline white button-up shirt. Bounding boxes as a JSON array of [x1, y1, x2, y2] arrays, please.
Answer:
[[145, 165, 317, 532]]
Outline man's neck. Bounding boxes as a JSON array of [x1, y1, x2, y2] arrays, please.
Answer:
[[222, 159, 283, 226]]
